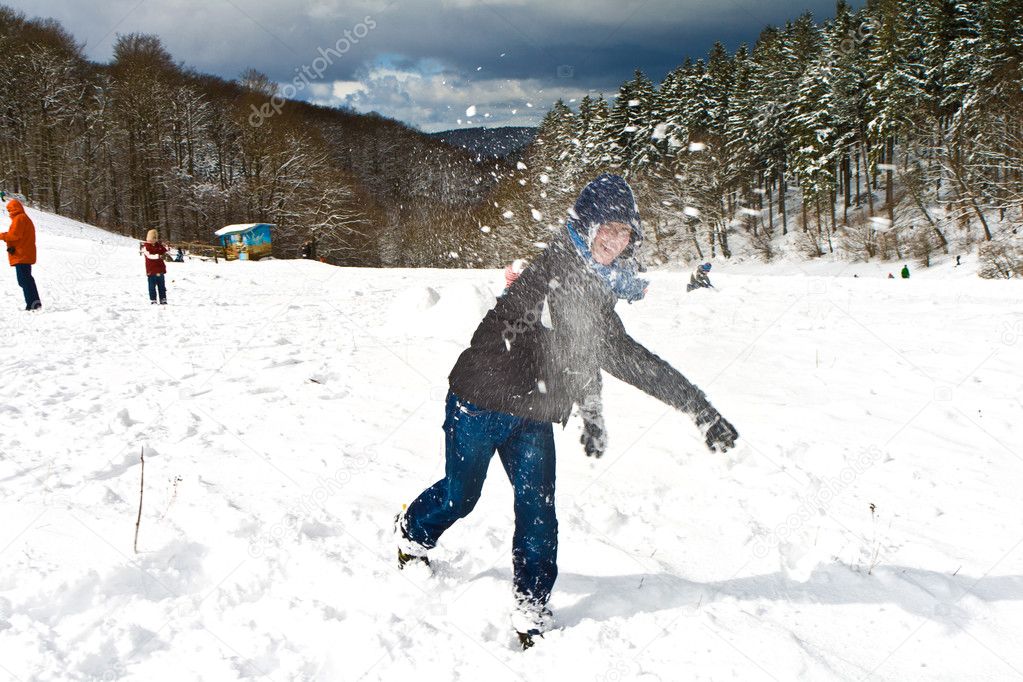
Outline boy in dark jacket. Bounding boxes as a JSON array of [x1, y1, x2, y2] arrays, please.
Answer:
[[141, 229, 168, 304], [396, 174, 739, 647]]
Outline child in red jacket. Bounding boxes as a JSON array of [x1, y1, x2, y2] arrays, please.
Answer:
[[141, 229, 168, 304]]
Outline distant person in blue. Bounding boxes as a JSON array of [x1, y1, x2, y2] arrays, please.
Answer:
[[687, 262, 713, 292], [174, 247, 185, 262], [394, 174, 739, 649]]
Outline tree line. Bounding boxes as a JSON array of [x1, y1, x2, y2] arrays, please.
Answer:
[[0, 6, 501, 266], [3, 2, 1021, 275]]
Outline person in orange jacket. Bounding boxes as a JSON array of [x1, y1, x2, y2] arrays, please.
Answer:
[[0, 199, 41, 310]]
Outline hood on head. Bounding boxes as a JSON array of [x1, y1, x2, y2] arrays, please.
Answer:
[[568, 174, 643, 258], [6, 199, 24, 216]]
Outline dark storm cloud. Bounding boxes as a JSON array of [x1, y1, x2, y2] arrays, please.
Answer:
[[7, 0, 862, 131]]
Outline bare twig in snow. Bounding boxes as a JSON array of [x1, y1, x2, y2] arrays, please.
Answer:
[[134, 447, 145, 553]]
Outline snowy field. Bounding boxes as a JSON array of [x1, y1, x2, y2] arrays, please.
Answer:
[[1, 205, 1022, 681]]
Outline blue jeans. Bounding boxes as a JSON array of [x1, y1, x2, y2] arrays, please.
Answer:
[[147, 274, 166, 303], [405, 392, 558, 605], [14, 264, 40, 309]]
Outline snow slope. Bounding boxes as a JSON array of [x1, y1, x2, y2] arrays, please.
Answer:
[[1, 205, 1022, 681]]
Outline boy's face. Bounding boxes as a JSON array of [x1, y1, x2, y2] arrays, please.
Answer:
[[591, 221, 633, 265]]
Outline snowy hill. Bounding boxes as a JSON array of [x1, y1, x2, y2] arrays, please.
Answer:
[[1, 206, 1022, 680]]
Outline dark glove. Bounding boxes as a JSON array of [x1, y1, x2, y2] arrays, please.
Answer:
[[695, 406, 739, 453], [580, 412, 607, 458]]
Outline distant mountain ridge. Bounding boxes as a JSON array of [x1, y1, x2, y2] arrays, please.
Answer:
[[429, 126, 537, 159]]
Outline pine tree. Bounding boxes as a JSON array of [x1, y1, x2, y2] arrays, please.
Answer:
[[750, 25, 794, 233], [580, 95, 611, 171], [788, 18, 840, 249], [601, 70, 658, 172]]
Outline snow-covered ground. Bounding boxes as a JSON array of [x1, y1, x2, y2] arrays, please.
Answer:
[[1, 205, 1022, 681]]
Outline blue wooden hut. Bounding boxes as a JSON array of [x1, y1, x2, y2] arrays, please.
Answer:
[[215, 223, 274, 261]]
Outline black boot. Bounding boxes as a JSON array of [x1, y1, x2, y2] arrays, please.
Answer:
[[512, 595, 553, 649], [394, 511, 429, 569]]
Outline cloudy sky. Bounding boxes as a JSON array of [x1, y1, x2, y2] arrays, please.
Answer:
[[11, 0, 860, 132]]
